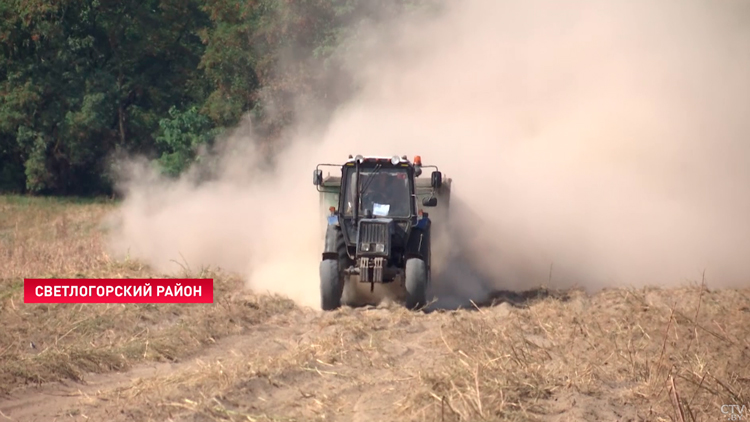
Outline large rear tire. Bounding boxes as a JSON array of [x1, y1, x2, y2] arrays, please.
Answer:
[[405, 258, 428, 310], [320, 259, 344, 311]]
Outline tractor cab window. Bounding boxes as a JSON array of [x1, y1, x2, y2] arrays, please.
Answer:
[[344, 167, 412, 218]]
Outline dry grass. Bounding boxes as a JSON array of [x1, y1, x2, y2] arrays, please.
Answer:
[[2, 195, 749, 422], [406, 286, 750, 422], [0, 195, 296, 394], [74, 305, 432, 421], [0, 195, 116, 279], [59, 286, 750, 422]]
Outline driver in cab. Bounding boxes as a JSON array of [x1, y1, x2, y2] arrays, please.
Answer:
[[361, 172, 410, 217]]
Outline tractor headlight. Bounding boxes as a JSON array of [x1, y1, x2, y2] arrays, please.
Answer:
[[359, 242, 385, 254], [357, 220, 390, 257]]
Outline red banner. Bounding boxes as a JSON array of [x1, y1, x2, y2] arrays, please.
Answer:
[[23, 278, 214, 303]]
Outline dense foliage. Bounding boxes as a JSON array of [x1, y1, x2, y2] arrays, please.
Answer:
[[0, 0, 429, 195]]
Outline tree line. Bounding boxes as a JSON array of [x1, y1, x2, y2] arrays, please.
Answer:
[[0, 0, 429, 195]]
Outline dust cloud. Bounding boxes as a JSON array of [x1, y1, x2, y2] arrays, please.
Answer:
[[107, 0, 750, 310]]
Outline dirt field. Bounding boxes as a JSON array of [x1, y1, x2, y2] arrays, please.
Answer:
[[1, 195, 749, 422]]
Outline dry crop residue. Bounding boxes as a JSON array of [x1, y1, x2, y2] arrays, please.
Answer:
[[2, 284, 749, 422], [2, 196, 749, 421]]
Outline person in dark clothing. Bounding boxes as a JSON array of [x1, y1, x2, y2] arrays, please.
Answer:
[[360, 171, 410, 217]]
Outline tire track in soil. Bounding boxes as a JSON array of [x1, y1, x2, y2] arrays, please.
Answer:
[[0, 305, 445, 422], [0, 361, 177, 421], [0, 318, 302, 421]]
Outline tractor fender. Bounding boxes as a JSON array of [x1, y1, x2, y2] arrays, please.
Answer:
[[406, 219, 431, 263], [322, 225, 341, 260]]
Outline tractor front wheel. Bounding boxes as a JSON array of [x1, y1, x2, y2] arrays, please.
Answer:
[[320, 259, 344, 311]]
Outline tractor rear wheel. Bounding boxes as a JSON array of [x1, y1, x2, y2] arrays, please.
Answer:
[[404, 257, 428, 310]]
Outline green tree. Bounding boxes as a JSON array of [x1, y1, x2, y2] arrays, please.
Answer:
[[154, 105, 217, 177], [0, 0, 437, 194], [0, 0, 211, 194]]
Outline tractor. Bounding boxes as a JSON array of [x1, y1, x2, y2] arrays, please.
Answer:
[[313, 154, 451, 311]]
